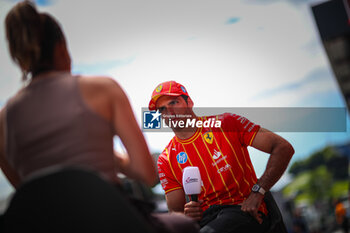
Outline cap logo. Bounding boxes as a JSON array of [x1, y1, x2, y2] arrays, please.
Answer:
[[156, 85, 163, 93], [181, 86, 186, 93]]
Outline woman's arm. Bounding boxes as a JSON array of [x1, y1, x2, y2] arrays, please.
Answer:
[[0, 107, 21, 188], [109, 81, 157, 186], [78, 76, 157, 187], [113, 150, 140, 179]]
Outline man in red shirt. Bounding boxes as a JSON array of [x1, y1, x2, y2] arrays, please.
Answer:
[[149, 81, 294, 233]]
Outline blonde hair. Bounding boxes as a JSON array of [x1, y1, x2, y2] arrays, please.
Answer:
[[5, 1, 65, 81]]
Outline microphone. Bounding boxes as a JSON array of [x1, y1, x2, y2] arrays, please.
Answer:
[[182, 166, 201, 202]]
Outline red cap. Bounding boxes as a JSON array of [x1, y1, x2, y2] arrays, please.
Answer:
[[148, 81, 190, 110]]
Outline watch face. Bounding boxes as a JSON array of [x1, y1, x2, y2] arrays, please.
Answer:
[[252, 184, 260, 192]]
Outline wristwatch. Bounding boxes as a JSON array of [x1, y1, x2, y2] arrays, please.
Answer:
[[251, 184, 266, 195]]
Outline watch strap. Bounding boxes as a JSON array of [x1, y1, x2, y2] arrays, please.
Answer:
[[258, 186, 266, 195]]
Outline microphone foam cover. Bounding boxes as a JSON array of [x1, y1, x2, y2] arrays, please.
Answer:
[[182, 166, 201, 195]]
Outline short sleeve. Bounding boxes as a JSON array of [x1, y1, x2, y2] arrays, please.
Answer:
[[222, 113, 260, 146], [157, 150, 182, 194]]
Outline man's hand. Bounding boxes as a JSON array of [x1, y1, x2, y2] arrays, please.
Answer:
[[184, 200, 203, 221], [240, 193, 264, 224]]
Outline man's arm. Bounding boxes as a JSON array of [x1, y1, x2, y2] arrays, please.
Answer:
[[165, 189, 186, 212], [166, 189, 203, 221], [251, 128, 294, 191], [241, 127, 294, 223]]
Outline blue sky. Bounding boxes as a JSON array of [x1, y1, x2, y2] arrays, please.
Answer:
[[0, 0, 349, 198], [72, 57, 136, 76], [252, 66, 336, 101]]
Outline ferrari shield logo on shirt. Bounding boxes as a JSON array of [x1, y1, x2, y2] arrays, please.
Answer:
[[203, 131, 213, 144], [176, 152, 188, 164]]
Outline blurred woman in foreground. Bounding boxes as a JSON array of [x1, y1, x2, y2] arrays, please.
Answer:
[[0, 1, 198, 232], [0, 1, 156, 189]]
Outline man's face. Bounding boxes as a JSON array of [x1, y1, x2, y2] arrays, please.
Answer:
[[155, 95, 194, 129]]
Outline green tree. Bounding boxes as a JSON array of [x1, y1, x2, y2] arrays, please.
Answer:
[[289, 146, 348, 179], [306, 166, 332, 203]]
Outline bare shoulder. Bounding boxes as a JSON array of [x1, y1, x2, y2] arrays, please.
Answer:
[[77, 75, 129, 122], [78, 75, 121, 90], [78, 75, 124, 98]]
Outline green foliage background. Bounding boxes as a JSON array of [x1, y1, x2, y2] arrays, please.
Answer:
[[284, 146, 349, 205]]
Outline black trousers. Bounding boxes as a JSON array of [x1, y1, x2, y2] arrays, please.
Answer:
[[199, 205, 270, 233], [1, 168, 199, 233]]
